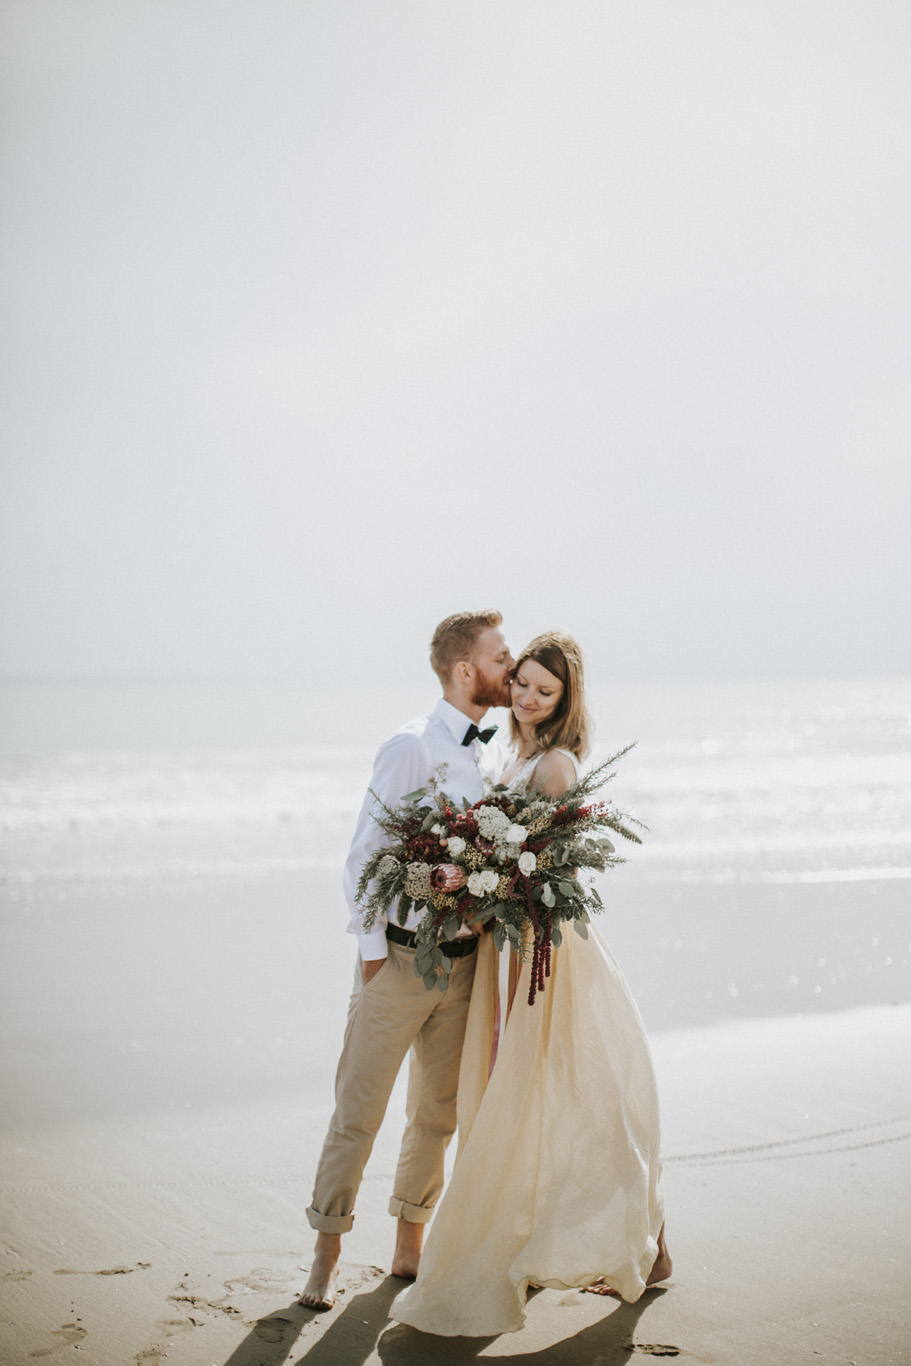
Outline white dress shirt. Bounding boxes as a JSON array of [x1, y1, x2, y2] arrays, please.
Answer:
[[343, 698, 495, 960]]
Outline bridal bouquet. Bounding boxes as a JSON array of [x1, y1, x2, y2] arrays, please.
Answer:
[[355, 746, 644, 1004]]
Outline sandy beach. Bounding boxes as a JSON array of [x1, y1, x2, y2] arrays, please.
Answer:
[[2, 869, 910, 1365]]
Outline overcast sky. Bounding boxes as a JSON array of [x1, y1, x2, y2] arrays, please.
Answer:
[[2, 1, 909, 689]]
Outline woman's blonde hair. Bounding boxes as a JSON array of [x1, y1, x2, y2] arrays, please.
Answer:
[[509, 630, 592, 760]]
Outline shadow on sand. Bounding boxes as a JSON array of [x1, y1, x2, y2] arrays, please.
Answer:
[[220, 1277, 672, 1366]]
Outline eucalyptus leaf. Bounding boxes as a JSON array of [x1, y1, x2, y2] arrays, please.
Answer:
[[493, 924, 507, 951], [550, 924, 563, 947], [436, 973, 448, 992], [505, 923, 520, 940], [402, 788, 425, 804], [558, 881, 575, 897], [541, 883, 556, 908], [423, 971, 438, 991], [573, 920, 589, 939]]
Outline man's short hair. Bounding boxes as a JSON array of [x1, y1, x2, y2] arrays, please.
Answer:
[[430, 610, 503, 684]]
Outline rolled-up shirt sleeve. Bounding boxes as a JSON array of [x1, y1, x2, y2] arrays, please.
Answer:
[[343, 731, 429, 960]]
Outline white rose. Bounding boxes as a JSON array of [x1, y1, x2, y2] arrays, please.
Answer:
[[431, 823, 444, 836], [518, 851, 537, 875], [479, 869, 499, 893], [505, 823, 527, 845], [467, 871, 486, 896], [446, 836, 466, 857]]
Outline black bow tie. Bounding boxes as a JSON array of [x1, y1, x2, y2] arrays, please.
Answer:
[[462, 723, 498, 747]]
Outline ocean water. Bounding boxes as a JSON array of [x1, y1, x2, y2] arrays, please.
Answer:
[[1, 677, 909, 1040], [2, 677, 909, 891]]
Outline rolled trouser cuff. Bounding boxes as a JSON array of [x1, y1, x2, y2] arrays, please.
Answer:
[[388, 1195, 435, 1223], [306, 1204, 354, 1234]]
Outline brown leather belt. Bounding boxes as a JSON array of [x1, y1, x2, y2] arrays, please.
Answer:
[[386, 922, 478, 958]]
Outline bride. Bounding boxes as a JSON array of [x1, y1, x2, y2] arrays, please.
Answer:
[[390, 630, 672, 1337]]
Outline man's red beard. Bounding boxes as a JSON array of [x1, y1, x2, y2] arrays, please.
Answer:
[[471, 672, 512, 710]]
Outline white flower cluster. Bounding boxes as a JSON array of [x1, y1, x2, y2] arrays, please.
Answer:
[[378, 854, 400, 878], [467, 869, 500, 896], [404, 862, 432, 900], [446, 835, 466, 857], [475, 806, 527, 850], [475, 805, 511, 839]]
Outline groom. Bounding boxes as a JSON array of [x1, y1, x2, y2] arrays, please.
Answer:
[[299, 609, 515, 1310]]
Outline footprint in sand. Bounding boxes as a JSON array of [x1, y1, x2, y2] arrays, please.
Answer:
[[627, 1347, 681, 1358], [224, 1269, 294, 1296], [53, 1264, 149, 1276], [168, 1280, 244, 1321], [296, 1262, 385, 1297], [251, 1317, 295, 1344], [1, 1269, 33, 1282], [29, 1324, 89, 1357], [135, 1325, 197, 1366], [156, 1318, 197, 1337]]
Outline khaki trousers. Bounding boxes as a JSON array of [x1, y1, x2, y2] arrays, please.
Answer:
[[307, 938, 477, 1233]]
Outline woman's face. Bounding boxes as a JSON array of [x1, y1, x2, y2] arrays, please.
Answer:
[[511, 657, 565, 728]]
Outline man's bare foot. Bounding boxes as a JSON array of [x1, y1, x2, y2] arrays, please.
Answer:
[[298, 1232, 341, 1310], [390, 1218, 424, 1279]]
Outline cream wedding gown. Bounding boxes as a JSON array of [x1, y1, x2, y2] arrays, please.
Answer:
[[391, 752, 666, 1337]]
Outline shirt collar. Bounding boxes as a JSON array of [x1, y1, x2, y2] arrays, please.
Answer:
[[434, 697, 478, 745]]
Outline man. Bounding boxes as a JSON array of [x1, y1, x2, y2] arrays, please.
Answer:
[[299, 609, 515, 1310]]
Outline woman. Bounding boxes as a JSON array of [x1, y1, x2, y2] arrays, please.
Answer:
[[390, 631, 671, 1337]]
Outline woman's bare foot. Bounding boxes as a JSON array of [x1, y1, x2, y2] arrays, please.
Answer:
[[647, 1222, 673, 1286], [390, 1218, 424, 1279], [298, 1233, 341, 1310], [583, 1278, 620, 1297], [583, 1223, 672, 1299]]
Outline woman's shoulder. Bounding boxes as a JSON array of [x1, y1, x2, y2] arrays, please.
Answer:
[[529, 747, 578, 796]]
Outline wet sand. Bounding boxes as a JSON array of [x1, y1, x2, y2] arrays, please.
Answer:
[[1, 870, 910, 1364]]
